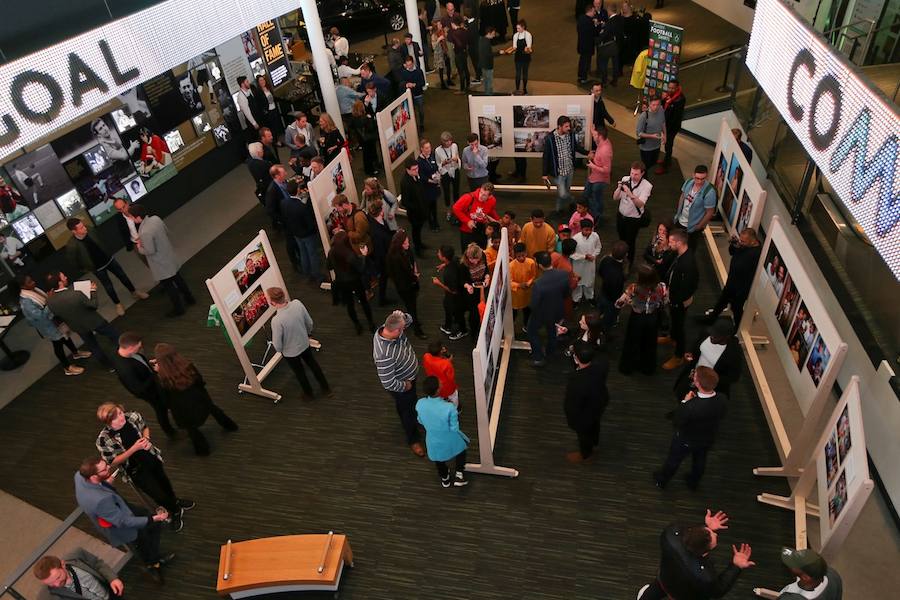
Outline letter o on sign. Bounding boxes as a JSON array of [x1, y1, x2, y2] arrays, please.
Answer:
[[10, 71, 64, 125], [809, 75, 842, 152]]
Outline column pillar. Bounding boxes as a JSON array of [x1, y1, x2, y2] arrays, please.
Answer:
[[300, 0, 344, 135]]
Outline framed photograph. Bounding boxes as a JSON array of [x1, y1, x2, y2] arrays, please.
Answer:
[[775, 278, 800, 335], [714, 152, 728, 199], [212, 124, 232, 147], [176, 72, 205, 114], [805, 335, 831, 387], [54, 189, 86, 217], [735, 190, 753, 232], [0, 168, 29, 220], [727, 152, 744, 195], [513, 104, 550, 128], [391, 99, 411, 133], [110, 107, 139, 133], [478, 116, 502, 149], [331, 163, 346, 194], [837, 405, 852, 462], [825, 430, 839, 488], [11, 212, 44, 243], [163, 129, 186, 154], [231, 286, 269, 336], [764, 244, 786, 289], [721, 183, 737, 226], [191, 113, 213, 136], [83, 145, 114, 175], [52, 114, 140, 182], [786, 302, 815, 369], [5, 145, 73, 208], [32, 201, 64, 229], [387, 129, 408, 164], [123, 177, 148, 202], [828, 470, 848, 526], [231, 243, 271, 294], [513, 130, 550, 153]]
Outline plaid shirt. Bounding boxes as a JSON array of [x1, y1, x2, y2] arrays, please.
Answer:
[[95, 411, 163, 483], [554, 131, 574, 177]]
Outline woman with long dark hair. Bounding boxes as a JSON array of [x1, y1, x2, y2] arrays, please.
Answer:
[[153, 343, 238, 456], [254, 75, 283, 144], [617, 264, 668, 375], [327, 230, 375, 334], [386, 230, 427, 339], [350, 100, 379, 176], [644, 221, 675, 279], [566, 310, 606, 358], [318, 113, 346, 163]]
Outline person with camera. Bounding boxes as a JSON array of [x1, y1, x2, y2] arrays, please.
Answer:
[[699, 227, 762, 328], [613, 160, 653, 267]]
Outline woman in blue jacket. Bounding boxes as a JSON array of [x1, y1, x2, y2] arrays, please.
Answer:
[[416, 376, 470, 488]]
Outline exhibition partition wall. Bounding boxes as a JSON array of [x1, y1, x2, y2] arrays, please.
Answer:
[[205, 230, 288, 402], [466, 228, 529, 478], [376, 90, 419, 194], [307, 148, 358, 281], [744, 216, 848, 476], [709, 119, 767, 235], [467, 95, 594, 159], [755, 376, 874, 566]]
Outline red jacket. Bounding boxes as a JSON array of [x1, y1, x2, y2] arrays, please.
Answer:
[[422, 352, 458, 397], [452, 192, 499, 233]]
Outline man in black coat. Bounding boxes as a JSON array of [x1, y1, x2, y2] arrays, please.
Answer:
[[245, 142, 273, 206], [400, 157, 428, 257], [590, 82, 615, 133], [701, 228, 762, 328], [662, 229, 699, 371], [674, 319, 741, 401], [576, 5, 598, 83], [113, 331, 176, 436], [281, 179, 322, 283], [638, 508, 755, 600], [564, 346, 610, 463], [659, 79, 687, 174], [654, 366, 726, 490], [528, 251, 571, 367]]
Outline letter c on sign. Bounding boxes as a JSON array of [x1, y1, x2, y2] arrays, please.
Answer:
[[787, 49, 815, 122], [10, 71, 64, 125], [809, 75, 841, 152]]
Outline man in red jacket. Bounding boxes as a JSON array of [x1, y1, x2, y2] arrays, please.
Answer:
[[452, 181, 500, 251]]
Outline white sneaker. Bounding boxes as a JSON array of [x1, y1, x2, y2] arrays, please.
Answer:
[[453, 471, 468, 487], [64, 365, 85, 376]]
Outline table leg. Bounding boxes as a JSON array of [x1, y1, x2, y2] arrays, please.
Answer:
[[0, 340, 29, 371]]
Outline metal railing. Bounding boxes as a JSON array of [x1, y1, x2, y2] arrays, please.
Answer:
[[677, 45, 747, 106], [823, 18, 877, 65]]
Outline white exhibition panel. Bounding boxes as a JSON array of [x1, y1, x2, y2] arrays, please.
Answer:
[[813, 378, 873, 551], [0, 0, 300, 159], [307, 148, 358, 259], [375, 89, 420, 193], [467, 95, 594, 159], [709, 119, 767, 235], [747, 0, 900, 280], [753, 216, 845, 414]]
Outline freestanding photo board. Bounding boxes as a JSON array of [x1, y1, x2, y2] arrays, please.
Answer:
[[205, 230, 288, 402], [376, 89, 420, 194], [709, 119, 766, 236], [307, 148, 358, 287]]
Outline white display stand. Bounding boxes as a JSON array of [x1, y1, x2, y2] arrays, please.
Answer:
[[466, 228, 529, 478], [307, 148, 358, 287], [755, 376, 874, 576], [710, 119, 767, 235], [467, 94, 594, 159], [744, 216, 848, 476], [375, 89, 420, 193], [205, 230, 288, 402]]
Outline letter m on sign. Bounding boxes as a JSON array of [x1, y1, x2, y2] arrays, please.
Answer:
[[829, 108, 900, 238]]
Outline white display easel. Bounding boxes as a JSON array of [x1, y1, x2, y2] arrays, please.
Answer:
[[709, 119, 767, 235], [375, 89, 420, 193]]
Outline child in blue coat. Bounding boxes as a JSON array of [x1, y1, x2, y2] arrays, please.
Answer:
[[416, 376, 470, 488]]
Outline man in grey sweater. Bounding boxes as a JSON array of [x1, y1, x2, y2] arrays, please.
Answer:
[[636, 97, 666, 175], [373, 310, 425, 456], [129, 205, 195, 317], [267, 287, 331, 400]]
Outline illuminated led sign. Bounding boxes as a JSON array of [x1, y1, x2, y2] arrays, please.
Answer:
[[746, 0, 900, 280], [0, 0, 299, 160]]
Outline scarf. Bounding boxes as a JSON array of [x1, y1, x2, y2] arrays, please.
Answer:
[[664, 88, 683, 111], [20, 288, 48, 308]]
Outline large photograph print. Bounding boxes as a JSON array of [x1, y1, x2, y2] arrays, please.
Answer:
[[478, 116, 502, 149], [62, 156, 130, 226], [231, 285, 270, 336], [513, 104, 550, 128], [141, 71, 195, 132], [231, 243, 271, 294], [51, 114, 140, 184], [4, 145, 73, 208]]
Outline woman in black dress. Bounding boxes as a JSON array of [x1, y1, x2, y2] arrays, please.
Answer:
[[318, 113, 345, 163], [327, 230, 375, 334], [386, 230, 428, 339], [617, 264, 668, 375], [643, 221, 675, 280], [154, 343, 238, 456]]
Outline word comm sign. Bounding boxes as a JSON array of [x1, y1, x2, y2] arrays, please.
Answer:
[[0, 0, 299, 161], [746, 0, 900, 280]]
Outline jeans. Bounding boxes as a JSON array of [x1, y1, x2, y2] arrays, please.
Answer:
[[582, 181, 608, 221], [95, 259, 135, 305], [554, 173, 574, 212], [481, 68, 494, 95], [160, 272, 194, 314], [388, 380, 420, 444], [435, 449, 467, 480], [285, 348, 331, 396], [295, 234, 322, 280], [527, 318, 557, 361], [657, 433, 710, 486], [79, 323, 120, 368]]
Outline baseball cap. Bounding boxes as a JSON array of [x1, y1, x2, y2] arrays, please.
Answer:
[[557, 224, 570, 233], [780, 547, 827, 579]]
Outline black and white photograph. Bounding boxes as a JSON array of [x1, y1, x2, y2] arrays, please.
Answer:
[[570, 115, 587, 141], [83, 145, 113, 175], [5, 145, 73, 208], [116, 86, 153, 127], [141, 70, 194, 132], [124, 177, 148, 202], [50, 114, 140, 183], [177, 72, 205, 114], [192, 113, 214, 137], [214, 81, 241, 132], [164, 129, 186, 154], [62, 157, 130, 226], [213, 124, 232, 146], [54, 189, 86, 217], [478, 116, 502, 149], [0, 168, 29, 220], [32, 200, 64, 229], [11, 212, 44, 244], [513, 104, 550, 128], [513, 130, 550, 153], [110, 107, 139, 133]]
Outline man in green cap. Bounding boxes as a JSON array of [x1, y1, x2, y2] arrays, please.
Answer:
[[778, 547, 842, 599]]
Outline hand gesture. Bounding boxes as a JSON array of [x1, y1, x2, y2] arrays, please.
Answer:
[[467, 220, 476, 230], [403, 380, 413, 391], [732, 543, 756, 569], [110, 579, 125, 595], [464, 283, 474, 294], [130, 437, 152, 453], [432, 276, 441, 286], [152, 508, 169, 522], [705, 509, 729, 531], [684, 352, 694, 362]]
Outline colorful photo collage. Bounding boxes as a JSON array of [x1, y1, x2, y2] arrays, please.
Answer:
[[764, 245, 832, 386], [643, 22, 683, 99], [824, 405, 854, 527], [512, 104, 550, 154]]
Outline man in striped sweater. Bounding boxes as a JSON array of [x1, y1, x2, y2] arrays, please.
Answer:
[[374, 311, 426, 456]]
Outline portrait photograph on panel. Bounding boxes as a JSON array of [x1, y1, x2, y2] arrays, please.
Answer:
[[192, 113, 214, 137], [119, 125, 178, 192], [54, 189, 86, 217], [714, 151, 727, 199], [231, 243, 271, 294], [735, 190, 753, 232], [726, 152, 743, 196], [141, 71, 194, 132], [786, 301, 815, 369], [805, 334, 831, 387], [825, 430, 839, 488], [5, 145, 72, 208], [177, 72, 205, 114], [51, 114, 141, 184], [837, 405, 852, 462], [124, 177, 148, 202], [478, 116, 502, 149], [0, 167, 29, 220], [775, 278, 800, 335], [513, 130, 550, 153]]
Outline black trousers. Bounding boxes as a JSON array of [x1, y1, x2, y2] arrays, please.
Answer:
[[443, 295, 466, 333], [362, 139, 379, 175], [640, 148, 661, 171], [95, 259, 136, 305], [128, 457, 178, 515], [616, 213, 642, 266], [669, 303, 688, 357], [638, 580, 667, 600], [711, 288, 747, 329], [577, 52, 592, 80], [426, 195, 439, 230], [79, 323, 120, 368], [514, 59, 530, 92], [663, 127, 680, 167], [129, 505, 164, 565], [454, 50, 470, 90], [285, 348, 330, 396], [576, 420, 600, 458], [513, 307, 531, 329], [440, 173, 460, 207], [435, 449, 467, 479], [161, 272, 194, 313], [389, 380, 420, 445], [186, 403, 238, 455], [468, 45, 482, 79], [51, 336, 78, 367], [396, 287, 424, 334], [409, 218, 426, 255], [335, 280, 374, 329], [139, 391, 176, 435], [657, 434, 710, 486]]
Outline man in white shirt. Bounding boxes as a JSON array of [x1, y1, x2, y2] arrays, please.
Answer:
[[0, 232, 25, 267], [613, 160, 653, 267], [234, 76, 259, 134], [570, 219, 601, 303], [330, 27, 349, 58]]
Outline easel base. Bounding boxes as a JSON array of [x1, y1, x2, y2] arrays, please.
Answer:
[[464, 463, 519, 478], [237, 383, 283, 403], [753, 466, 802, 477]]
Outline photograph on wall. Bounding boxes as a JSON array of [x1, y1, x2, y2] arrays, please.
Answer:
[[513, 130, 550, 153], [837, 405, 852, 462], [825, 430, 839, 488], [213, 124, 233, 147], [735, 190, 753, 232], [5, 145, 73, 208], [391, 99, 411, 133], [192, 65, 220, 117], [775, 279, 800, 334], [176, 71, 205, 114], [110, 107, 139, 133], [231, 243, 271, 294], [141, 71, 194, 132], [54, 189, 86, 217], [192, 113, 213, 137], [478, 116, 502, 149], [62, 156, 130, 226], [119, 125, 178, 191], [115, 86, 154, 128], [828, 470, 848, 526], [51, 114, 140, 184], [513, 104, 550, 128], [11, 212, 44, 244], [387, 129, 409, 164], [213, 81, 241, 133], [332, 163, 346, 194], [32, 200, 64, 230], [164, 129, 186, 154], [805, 335, 831, 387], [570, 116, 587, 141], [764, 244, 786, 289], [231, 285, 269, 336], [726, 153, 743, 196], [124, 177, 148, 202], [786, 302, 815, 369], [0, 169, 29, 220]]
